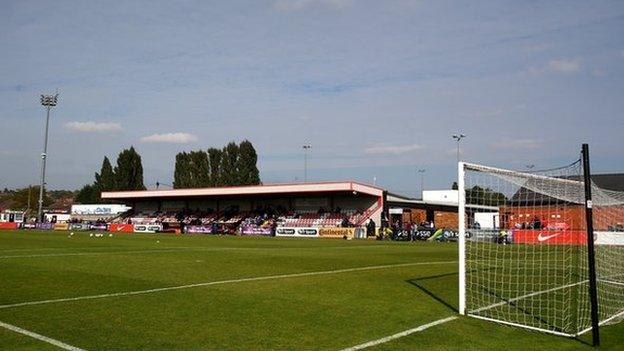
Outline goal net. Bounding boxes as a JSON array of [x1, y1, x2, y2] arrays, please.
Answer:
[[458, 158, 624, 338]]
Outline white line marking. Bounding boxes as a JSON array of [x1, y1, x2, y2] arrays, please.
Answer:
[[598, 278, 624, 287], [0, 261, 456, 310], [0, 320, 85, 351], [339, 316, 458, 351], [467, 314, 575, 338], [469, 280, 586, 314]]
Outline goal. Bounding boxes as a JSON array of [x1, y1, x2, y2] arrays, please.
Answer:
[[458, 144, 624, 345]]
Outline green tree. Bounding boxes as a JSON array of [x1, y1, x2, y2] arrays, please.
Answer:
[[95, 156, 116, 191], [173, 151, 211, 188], [75, 184, 100, 204], [114, 146, 146, 190], [173, 152, 190, 189], [9, 186, 51, 211], [189, 150, 210, 187], [466, 185, 507, 206], [208, 148, 223, 187], [220, 142, 239, 186], [236, 140, 260, 185]]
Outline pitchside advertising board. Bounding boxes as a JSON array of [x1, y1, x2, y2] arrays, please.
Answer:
[[512, 229, 624, 245], [69, 223, 91, 231], [71, 204, 131, 216], [184, 225, 213, 234], [275, 227, 319, 237], [0, 222, 19, 230], [22, 223, 54, 230], [240, 225, 273, 236], [318, 227, 356, 239], [133, 224, 163, 233], [109, 224, 134, 233], [54, 223, 69, 231]]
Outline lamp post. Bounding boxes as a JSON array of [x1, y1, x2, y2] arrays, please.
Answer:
[[303, 144, 311, 182], [38, 93, 58, 222], [418, 169, 426, 198], [452, 133, 466, 164]]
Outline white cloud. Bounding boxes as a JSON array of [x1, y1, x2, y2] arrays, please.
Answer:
[[365, 144, 422, 155], [274, 0, 353, 12], [490, 139, 541, 150], [140, 132, 198, 144], [65, 121, 122, 133], [549, 58, 581, 73]]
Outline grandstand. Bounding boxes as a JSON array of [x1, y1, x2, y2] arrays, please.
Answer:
[[102, 181, 385, 236]]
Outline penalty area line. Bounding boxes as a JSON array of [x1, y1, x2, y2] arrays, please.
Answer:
[[0, 260, 456, 310], [339, 316, 458, 351], [0, 320, 86, 351]]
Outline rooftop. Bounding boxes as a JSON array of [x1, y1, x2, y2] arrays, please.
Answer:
[[101, 181, 385, 200]]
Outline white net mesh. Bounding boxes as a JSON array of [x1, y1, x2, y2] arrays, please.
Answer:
[[461, 160, 624, 337]]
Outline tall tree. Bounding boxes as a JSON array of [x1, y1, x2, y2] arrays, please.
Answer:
[[220, 142, 239, 186], [75, 184, 100, 204], [9, 186, 51, 211], [173, 151, 211, 188], [95, 156, 116, 191], [173, 152, 190, 189], [114, 146, 146, 190], [236, 140, 260, 185], [208, 148, 223, 187], [189, 150, 210, 187]]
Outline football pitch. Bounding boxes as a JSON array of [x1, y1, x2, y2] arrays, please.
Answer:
[[1, 231, 623, 350]]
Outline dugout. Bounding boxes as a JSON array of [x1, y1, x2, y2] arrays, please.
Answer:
[[386, 192, 498, 230]]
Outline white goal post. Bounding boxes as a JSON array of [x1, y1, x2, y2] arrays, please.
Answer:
[[458, 148, 624, 344]]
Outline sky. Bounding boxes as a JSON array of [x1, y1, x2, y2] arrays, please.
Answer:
[[1, 0, 623, 197]]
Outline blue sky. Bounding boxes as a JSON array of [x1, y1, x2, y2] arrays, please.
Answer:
[[1, 0, 623, 197]]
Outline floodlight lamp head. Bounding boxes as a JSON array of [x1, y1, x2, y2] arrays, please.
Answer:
[[40, 93, 59, 107]]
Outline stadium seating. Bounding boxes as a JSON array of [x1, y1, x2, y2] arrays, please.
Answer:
[[99, 207, 370, 230]]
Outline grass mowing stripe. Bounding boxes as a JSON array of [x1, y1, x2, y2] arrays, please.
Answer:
[[339, 316, 458, 351], [0, 248, 205, 259], [0, 260, 457, 310], [0, 246, 287, 259], [0, 244, 423, 259], [0, 320, 86, 351]]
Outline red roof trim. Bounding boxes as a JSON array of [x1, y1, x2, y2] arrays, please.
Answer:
[[101, 181, 384, 200]]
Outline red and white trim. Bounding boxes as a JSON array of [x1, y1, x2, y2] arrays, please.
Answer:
[[102, 181, 384, 200]]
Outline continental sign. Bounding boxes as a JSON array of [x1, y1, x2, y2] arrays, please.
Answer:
[[54, 223, 69, 231], [318, 227, 356, 239]]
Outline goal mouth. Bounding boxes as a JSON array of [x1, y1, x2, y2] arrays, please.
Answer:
[[458, 153, 624, 342]]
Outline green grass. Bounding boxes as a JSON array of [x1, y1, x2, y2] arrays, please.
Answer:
[[0, 230, 622, 350]]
